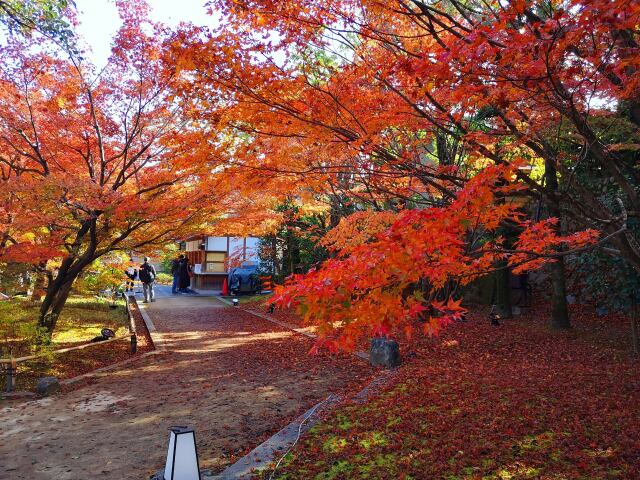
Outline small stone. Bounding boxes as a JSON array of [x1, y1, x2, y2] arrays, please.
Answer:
[[149, 470, 164, 480], [36, 377, 60, 397], [369, 337, 401, 368]]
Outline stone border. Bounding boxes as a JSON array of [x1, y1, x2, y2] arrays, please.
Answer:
[[0, 390, 35, 400], [194, 369, 400, 480], [205, 394, 342, 479], [0, 334, 125, 365], [215, 297, 370, 362], [136, 300, 165, 351]]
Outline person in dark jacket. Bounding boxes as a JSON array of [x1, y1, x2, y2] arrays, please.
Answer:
[[178, 257, 192, 293], [138, 257, 156, 303], [170, 254, 184, 294]]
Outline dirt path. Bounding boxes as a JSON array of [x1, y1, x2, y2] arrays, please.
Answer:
[[0, 288, 372, 480]]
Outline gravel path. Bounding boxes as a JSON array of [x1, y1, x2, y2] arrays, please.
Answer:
[[0, 287, 372, 480]]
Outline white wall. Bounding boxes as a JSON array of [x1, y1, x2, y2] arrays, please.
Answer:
[[206, 236, 227, 251], [186, 236, 262, 267]]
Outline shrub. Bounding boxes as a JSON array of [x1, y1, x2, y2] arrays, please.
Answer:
[[74, 254, 128, 295], [0, 300, 48, 357], [159, 244, 179, 273], [155, 272, 172, 285]]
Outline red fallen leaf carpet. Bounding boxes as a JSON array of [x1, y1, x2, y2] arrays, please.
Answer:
[[260, 303, 640, 480]]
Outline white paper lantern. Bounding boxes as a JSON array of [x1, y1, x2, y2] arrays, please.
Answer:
[[164, 426, 201, 480]]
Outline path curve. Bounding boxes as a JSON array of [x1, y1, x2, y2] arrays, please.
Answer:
[[0, 287, 371, 480]]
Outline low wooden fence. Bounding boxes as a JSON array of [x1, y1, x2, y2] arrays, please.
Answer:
[[1, 294, 139, 393]]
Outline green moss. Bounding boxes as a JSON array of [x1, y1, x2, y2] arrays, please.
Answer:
[[490, 464, 542, 479], [336, 414, 353, 430], [386, 415, 402, 428], [357, 453, 397, 477], [481, 458, 496, 469], [359, 431, 387, 449], [315, 460, 353, 479], [322, 435, 348, 453], [0, 295, 127, 356]]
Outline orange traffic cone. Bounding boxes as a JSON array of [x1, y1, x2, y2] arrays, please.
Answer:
[[221, 277, 229, 296]]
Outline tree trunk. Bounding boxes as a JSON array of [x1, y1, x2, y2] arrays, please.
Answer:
[[545, 157, 571, 329], [271, 236, 278, 279], [495, 260, 513, 319], [291, 239, 301, 274], [282, 232, 291, 278], [38, 279, 75, 336]]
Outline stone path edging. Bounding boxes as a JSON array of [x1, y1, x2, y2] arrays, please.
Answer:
[[198, 369, 400, 479], [204, 394, 342, 479], [0, 390, 35, 400], [137, 302, 164, 351]]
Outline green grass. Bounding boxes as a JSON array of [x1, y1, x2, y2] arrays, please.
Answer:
[[0, 295, 130, 392], [0, 295, 128, 356], [50, 296, 128, 345]]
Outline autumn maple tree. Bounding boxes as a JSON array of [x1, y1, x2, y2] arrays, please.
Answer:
[[173, 0, 639, 345], [0, 0, 74, 42], [0, 1, 225, 335]]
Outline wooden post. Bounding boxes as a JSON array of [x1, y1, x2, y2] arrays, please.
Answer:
[[124, 292, 137, 354], [5, 358, 17, 393]]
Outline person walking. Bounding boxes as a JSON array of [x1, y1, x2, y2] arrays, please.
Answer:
[[138, 256, 156, 303], [124, 262, 137, 292], [171, 254, 184, 294]]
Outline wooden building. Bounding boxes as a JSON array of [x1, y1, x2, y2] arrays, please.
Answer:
[[181, 236, 261, 290]]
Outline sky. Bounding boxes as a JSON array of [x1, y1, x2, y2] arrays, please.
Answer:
[[75, 0, 217, 67]]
